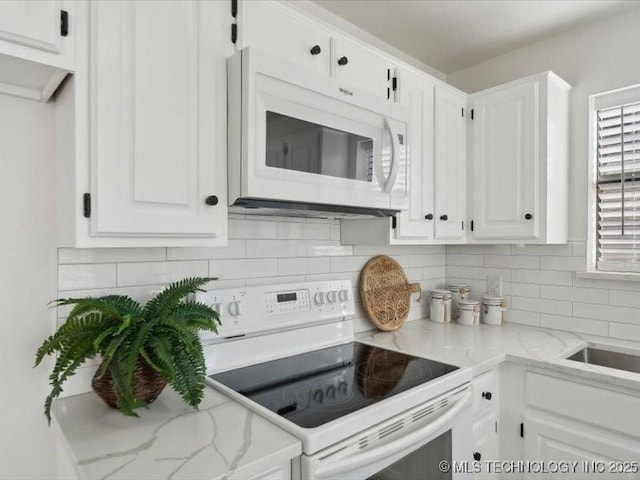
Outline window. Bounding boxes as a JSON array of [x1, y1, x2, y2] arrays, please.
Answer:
[[589, 85, 640, 273]]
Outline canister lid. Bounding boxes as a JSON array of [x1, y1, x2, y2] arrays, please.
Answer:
[[429, 289, 451, 298], [481, 295, 504, 305], [458, 299, 479, 310], [447, 284, 469, 292]]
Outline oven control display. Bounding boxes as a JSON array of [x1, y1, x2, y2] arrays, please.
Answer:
[[277, 292, 297, 303]]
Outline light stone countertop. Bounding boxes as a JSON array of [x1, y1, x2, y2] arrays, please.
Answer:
[[357, 319, 640, 392], [52, 320, 640, 480], [52, 386, 301, 480]]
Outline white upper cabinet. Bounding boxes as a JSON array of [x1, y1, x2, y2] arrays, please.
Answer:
[[434, 85, 467, 241], [332, 36, 395, 102], [0, 0, 73, 101], [469, 72, 570, 243], [240, 1, 331, 76], [56, 0, 229, 247], [395, 68, 435, 240]]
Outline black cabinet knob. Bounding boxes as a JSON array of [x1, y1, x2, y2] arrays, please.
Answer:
[[337, 56, 348, 66], [440, 214, 448, 221], [525, 213, 533, 220], [205, 195, 219, 206], [425, 214, 434, 220], [310, 45, 321, 55], [473, 452, 481, 461], [482, 391, 492, 400]]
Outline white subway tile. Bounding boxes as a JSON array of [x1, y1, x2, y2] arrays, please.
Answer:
[[245, 275, 306, 287], [408, 254, 446, 268], [209, 258, 277, 280], [305, 272, 353, 283], [511, 269, 572, 286], [539, 256, 585, 272], [446, 254, 484, 267], [167, 240, 245, 261], [306, 240, 353, 257], [204, 279, 246, 290], [447, 245, 511, 255], [58, 247, 166, 264], [330, 255, 373, 273], [540, 314, 608, 336], [573, 302, 640, 325], [609, 289, 640, 309], [56, 285, 163, 317], [540, 285, 608, 304], [485, 255, 539, 269], [59, 264, 117, 291], [424, 266, 447, 280], [353, 245, 392, 256], [504, 282, 539, 298], [330, 224, 341, 241], [511, 244, 572, 256], [228, 219, 277, 239], [277, 222, 331, 240], [511, 296, 540, 312], [539, 299, 572, 316], [117, 261, 208, 287], [609, 322, 640, 342], [278, 257, 330, 276], [572, 241, 586, 257], [403, 267, 423, 282], [506, 309, 540, 327], [246, 239, 306, 258], [392, 245, 445, 255]]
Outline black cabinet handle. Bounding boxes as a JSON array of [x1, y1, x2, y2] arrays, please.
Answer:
[[440, 214, 448, 221], [205, 195, 219, 206], [425, 214, 434, 220], [473, 452, 481, 461], [310, 45, 321, 55], [525, 213, 533, 220], [337, 56, 348, 66], [482, 391, 492, 400]]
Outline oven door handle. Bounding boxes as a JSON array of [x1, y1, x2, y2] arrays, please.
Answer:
[[313, 390, 471, 479], [382, 118, 401, 194]]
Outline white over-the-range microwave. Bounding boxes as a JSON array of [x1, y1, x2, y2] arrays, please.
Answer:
[[227, 48, 410, 218]]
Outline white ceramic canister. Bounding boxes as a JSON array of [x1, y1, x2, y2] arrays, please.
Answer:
[[481, 295, 506, 325], [457, 299, 480, 326], [429, 289, 452, 323], [448, 283, 469, 319]]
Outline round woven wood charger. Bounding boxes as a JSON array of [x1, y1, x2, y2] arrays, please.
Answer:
[[359, 255, 421, 332]]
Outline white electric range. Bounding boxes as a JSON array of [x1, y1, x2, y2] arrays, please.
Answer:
[[196, 281, 472, 480]]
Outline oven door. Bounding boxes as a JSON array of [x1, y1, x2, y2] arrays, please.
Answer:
[[301, 386, 473, 480], [230, 48, 409, 211]]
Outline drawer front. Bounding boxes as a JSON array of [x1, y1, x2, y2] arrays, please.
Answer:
[[525, 371, 640, 438], [472, 369, 499, 415]]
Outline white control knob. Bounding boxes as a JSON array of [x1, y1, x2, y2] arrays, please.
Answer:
[[313, 292, 325, 306], [228, 300, 242, 316], [211, 302, 222, 314], [339, 289, 349, 302], [326, 290, 338, 304]]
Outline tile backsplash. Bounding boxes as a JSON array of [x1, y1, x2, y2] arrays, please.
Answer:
[[447, 243, 640, 342]]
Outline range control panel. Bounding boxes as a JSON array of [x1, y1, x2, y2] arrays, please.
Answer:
[[195, 280, 355, 342]]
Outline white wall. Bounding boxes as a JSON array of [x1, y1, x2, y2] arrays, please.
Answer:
[[0, 95, 73, 479], [447, 8, 640, 242]]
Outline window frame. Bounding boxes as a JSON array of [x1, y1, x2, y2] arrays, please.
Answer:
[[588, 84, 640, 274]]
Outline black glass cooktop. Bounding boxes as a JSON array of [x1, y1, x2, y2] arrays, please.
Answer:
[[210, 342, 458, 428]]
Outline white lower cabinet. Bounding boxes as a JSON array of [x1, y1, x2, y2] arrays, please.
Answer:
[[471, 369, 500, 478], [56, 0, 229, 247], [250, 461, 292, 480]]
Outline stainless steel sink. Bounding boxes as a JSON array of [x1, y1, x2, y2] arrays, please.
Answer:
[[567, 347, 640, 374]]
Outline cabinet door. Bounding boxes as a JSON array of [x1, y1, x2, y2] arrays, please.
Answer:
[[0, 1, 62, 53], [470, 81, 538, 239], [473, 410, 499, 479], [241, 1, 331, 76], [524, 413, 640, 479], [333, 37, 394, 101], [395, 69, 435, 239], [89, 1, 228, 239], [434, 86, 467, 240]]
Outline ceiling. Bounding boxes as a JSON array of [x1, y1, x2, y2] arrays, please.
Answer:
[[311, 0, 640, 73]]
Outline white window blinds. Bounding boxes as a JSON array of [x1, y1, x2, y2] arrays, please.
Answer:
[[597, 101, 640, 272]]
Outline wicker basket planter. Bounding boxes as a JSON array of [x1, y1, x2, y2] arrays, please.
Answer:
[[92, 359, 167, 409]]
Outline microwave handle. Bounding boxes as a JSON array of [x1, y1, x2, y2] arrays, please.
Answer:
[[382, 118, 402, 194], [313, 390, 471, 479]]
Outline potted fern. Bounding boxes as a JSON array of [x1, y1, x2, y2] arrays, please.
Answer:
[[35, 277, 220, 422]]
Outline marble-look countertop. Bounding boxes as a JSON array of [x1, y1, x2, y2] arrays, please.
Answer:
[[52, 387, 301, 480], [357, 320, 640, 392]]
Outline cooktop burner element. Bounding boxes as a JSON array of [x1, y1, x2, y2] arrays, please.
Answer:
[[210, 342, 459, 428]]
